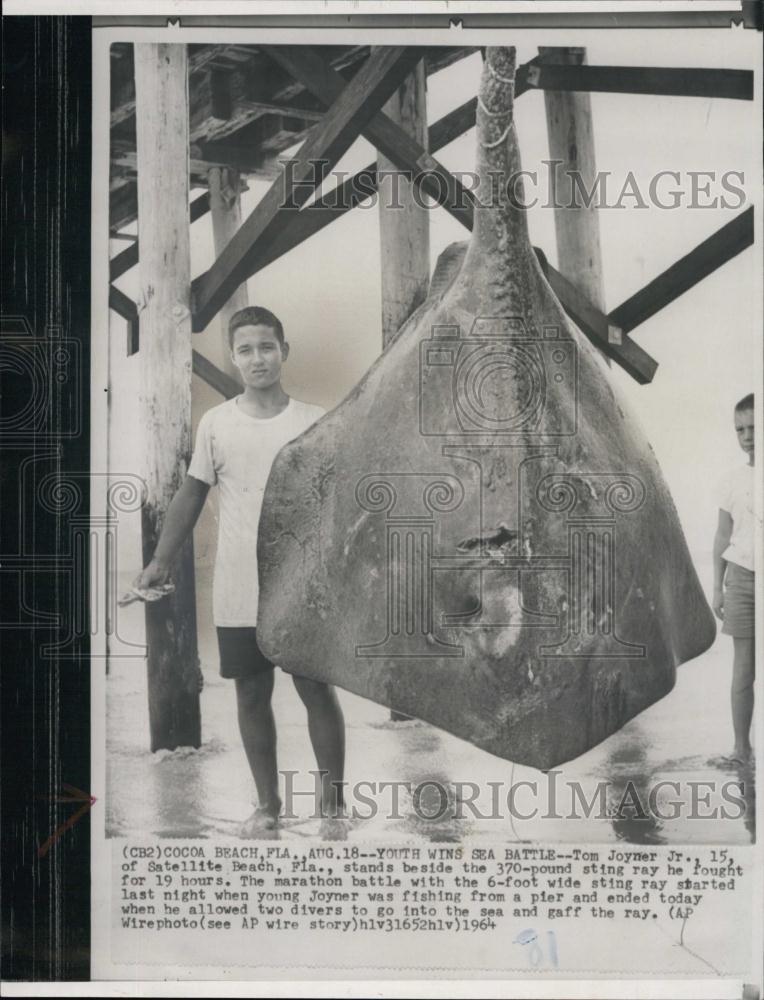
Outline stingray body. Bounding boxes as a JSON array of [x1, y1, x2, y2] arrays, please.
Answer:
[[257, 48, 715, 769]]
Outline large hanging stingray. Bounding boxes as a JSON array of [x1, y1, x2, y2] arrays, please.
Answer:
[[257, 47, 715, 769]]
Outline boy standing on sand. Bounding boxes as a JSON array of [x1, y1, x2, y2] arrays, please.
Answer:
[[135, 306, 346, 837], [713, 393, 756, 765]]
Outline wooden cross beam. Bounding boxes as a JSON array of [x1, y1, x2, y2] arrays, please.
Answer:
[[534, 250, 657, 385], [114, 199, 748, 387], [108, 284, 140, 355], [261, 47, 657, 383], [608, 206, 754, 335], [110, 191, 212, 282], [107, 58, 521, 288], [109, 96, 479, 285], [227, 96, 482, 279], [191, 46, 425, 331], [113, 49, 752, 387], [524, 63, 753, 101], [262, 45, 476, 231], [108, 284, 242, 397], [191, 349, 241, 398], [110, 182, 139, 231]]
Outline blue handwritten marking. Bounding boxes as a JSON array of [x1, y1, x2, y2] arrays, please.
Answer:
[[547, 929, 559, 967], [514, 927, 559, 968], [514, 928, 537, 945]]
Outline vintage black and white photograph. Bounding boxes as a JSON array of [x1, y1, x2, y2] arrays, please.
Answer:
[[89, 19, 761, 984], [3, 1, 764, 993]]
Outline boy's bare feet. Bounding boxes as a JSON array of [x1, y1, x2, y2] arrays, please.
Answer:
[[318, 814, 351, 841], [732, 745, 754, 764], [239, 805, 280, 838], [708, 750, 754, 769]]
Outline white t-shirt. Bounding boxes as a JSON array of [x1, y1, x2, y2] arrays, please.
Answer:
[[718, 462, 755, 572], [188, 396, 325, 627]]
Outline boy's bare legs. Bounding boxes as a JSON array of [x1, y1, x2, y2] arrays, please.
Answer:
[[235, 673, 281, 817], [234, 673, 345, 833], [731, 636, 754, 760], [292, 676, 346, 817]]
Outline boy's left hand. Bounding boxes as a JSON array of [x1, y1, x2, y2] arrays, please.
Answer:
[[712, 588, 724, 620]]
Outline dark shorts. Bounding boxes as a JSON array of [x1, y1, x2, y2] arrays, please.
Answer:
[[722, 563, 755, 639], [216, 627, 276, 679]]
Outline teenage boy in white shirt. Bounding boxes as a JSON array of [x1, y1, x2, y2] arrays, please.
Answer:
[[713, 392, 756, 765], [135, 306, 345, 836]]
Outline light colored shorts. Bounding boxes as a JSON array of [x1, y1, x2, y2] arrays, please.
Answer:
[[722, 562, 755, 639]]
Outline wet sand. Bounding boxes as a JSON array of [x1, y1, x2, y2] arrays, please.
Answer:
[[107, 575, 755, 845]]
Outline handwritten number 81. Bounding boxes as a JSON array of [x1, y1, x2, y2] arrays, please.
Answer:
[[514, 929, 559, 968]]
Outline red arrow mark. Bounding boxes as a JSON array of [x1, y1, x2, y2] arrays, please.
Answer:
[[38, 784, 97, 858]]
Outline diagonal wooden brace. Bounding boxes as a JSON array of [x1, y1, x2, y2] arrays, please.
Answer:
[[265, 47, 657, 383], [608, 207, 754, 336], [192, 349, 241, 399], [191, 46, 426, 331], [240, 96, 481, 278], [262, 45, 477, 231], [110, 96, 481, 287], [535, 250, 658, 385], [108, 283, 140, 355], [111, 191, 211, 283]]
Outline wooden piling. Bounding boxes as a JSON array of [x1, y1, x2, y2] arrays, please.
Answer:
[[135, 42, 201, 751], [539, 47, 606, 314], [209, 166, 248, 378], [377, 61, 431, 346]]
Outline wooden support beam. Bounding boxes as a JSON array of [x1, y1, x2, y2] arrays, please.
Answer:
[[112, 44, 245, 128], [535, 249, 658, 385], [199, 61, 330, 131], [192, 349, 241, 399], [108, 48, 480, 234], [109, 180, 139, 231], [111, 137, 280, 189], [117, 49, 670, 387], [110, 191, 211, 282], [194, 138, 282, 177], [608, 206, 754, 335], [191, 46, 425, 331], [261, 46, 476, 231], [134, 42, 201, 752], [428, 96, 477, 150], [108, 284, 139, 355], [111, 44, 475, 133], [525, 63, 753, 101], [111, 95, 479, 288], [258, 48, 654, 381], [425, 46, 478, 76], [540, 47, 606, 313], [208, 166, 248, 378], [239, 95, 481, 275], [378, 60, 431, 346], [540, 46, 611, 368], [107, 58, 563, 286]]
